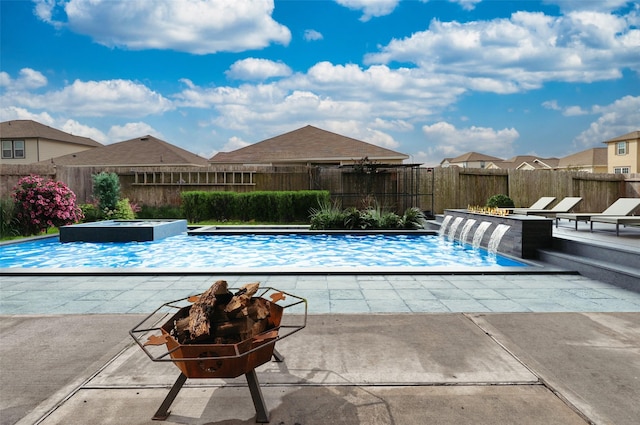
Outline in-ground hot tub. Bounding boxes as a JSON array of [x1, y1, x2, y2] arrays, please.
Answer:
[[59, 219, 188, 243]]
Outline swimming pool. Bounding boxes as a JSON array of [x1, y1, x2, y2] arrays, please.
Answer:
[[0, 232, 529, 273]]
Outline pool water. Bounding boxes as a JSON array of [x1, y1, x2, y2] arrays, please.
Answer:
[[0, 233, 527, 270]]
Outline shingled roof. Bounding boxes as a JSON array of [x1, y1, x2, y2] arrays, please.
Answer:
[[558, 147, 607, 168], [449, 151, 503, 163], [604, 130, 640, 143], [210, 125, 409, 165], [44, 135, 209, 167], [1, 119, 102, 147]]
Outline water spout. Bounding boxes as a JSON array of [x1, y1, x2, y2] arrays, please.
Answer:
[[439, 215, 453, 237], [488, 224, 511, 254], [459, 219, 477, 244], [472, 222, 492, 249], [448, 217, 464, 241]]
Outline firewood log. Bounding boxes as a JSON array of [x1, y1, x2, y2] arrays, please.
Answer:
[[188, 280, 229, 339], [225, 282, 260, 317]]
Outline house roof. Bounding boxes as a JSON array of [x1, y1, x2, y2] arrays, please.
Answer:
[[43, 135, 209, 167], [558, 147, 607, 168], [604, 130, 640, 143], [210, 125, 409, 164], [1, 119, 102, 147], [485, 155, 560, 170], [448, 151, 503, 163]]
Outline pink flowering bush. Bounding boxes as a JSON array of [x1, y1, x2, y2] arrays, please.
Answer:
[[12, 175, 84, 236]]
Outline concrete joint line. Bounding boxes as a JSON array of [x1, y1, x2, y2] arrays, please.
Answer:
[[27, 344, 133, 425], [463, 313, 597, 425]]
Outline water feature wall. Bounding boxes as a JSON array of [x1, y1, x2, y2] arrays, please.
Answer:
[[442, 209, 553, 259]]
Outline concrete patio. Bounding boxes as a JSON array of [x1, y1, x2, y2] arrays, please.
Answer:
[[1, 222, 639, 425]]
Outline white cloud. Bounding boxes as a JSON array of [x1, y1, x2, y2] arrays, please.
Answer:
[[0, 106, 108, 143], [335, 0, 400, 21], [61, 119, 108, 143], [543, 99, 589, 116], [543, 0, 633, 13], [0, 68, 48, 91], [0, 106, 55, 125], [226, 58, 292, 81], [542, 100, 561, 110], [365, 10, 639, 92], [304, 29, 324, 41], [221, 136, 250, 152], [422, 121, 519, 160], [107, 122, 162, 143], [563, 105, 589, 116], [174, 62, 463, 139], [573, 95, 640, 147], [3, 74, 173, 118], [370, 118, 414, 132], [449, 0, 482, 11], [33, 0, 291, 54]]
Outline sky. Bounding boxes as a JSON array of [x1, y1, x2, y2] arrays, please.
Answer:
[[1, 0, 639, 166]]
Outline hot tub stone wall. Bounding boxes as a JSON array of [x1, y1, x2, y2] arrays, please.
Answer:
[[443, 209, 552, 259]]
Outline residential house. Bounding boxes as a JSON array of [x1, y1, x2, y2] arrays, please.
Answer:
[[604, 131, 640, 174], [439, 152, 503, 168], [1, 120, 102, 164], [209, 125, 409, 166], [42, 135, 209, 167], [556, 147, 607, 173], [486, 155, 559, 170]]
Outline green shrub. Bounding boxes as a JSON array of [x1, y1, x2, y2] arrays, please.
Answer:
[[92, 172, 121, 212], [400, 207, 426, 229], [310, 204, 425, 230], [486, 194, 514, 208], [359, 207, 383, 229], [0, 197, 20, 238], [79, 203, 101, 222], [343, 207, 362, 229], [309, 201, 346, 229], [111, 198, 136, 220], [136, 204, 184, 219], [380, 211, 402, 229], [181, 190, 329, 223]]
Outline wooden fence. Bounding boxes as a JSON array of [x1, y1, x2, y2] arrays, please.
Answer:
[[1, 164, 637, 215]]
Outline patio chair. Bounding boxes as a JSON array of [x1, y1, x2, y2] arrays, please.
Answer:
[[556, 198, 640, 230], [589, 214, 640, 236], [512, 196, 556, 214], [513, 197, 582, 217]]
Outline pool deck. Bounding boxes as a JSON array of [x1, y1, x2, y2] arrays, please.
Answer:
[[1, 222, 639, 424]]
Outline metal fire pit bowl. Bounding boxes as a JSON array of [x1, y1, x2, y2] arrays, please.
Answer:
[[129, 286, 307, 422]]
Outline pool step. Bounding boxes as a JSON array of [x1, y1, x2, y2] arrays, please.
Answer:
[[537, 239, 640, 293]]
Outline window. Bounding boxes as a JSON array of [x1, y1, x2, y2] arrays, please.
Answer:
[[1, 140, 25, 159], [616, 141, 627, 155], [614, 167, 630, 174]]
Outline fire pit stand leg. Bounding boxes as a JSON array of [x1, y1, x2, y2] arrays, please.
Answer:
[[273, 349, 284, 362], [153, 372, 188, 421], [246, 369, 269, 423]]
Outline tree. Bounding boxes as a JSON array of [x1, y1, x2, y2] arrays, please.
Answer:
[[92, 172, 121, 214]]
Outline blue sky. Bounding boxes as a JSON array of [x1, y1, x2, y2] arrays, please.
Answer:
[[1, 0, 639, 166]]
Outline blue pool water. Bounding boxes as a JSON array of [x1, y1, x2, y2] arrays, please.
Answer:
[[0, 233, 527, 270]]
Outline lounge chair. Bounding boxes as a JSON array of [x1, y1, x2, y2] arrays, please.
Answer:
[[556, 198, 640, 230], [589, 215, 640, 236], [512, 197, 556, 214], [513, 197, 582, 217]]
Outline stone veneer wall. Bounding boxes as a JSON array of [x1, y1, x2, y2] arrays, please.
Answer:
[[443, 209, 553, 259]]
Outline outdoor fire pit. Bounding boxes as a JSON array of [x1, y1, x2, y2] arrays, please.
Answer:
[[130, 282, 307, 423]]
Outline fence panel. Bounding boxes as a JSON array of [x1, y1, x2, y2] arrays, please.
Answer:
[[1, 164, 634, 215]]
